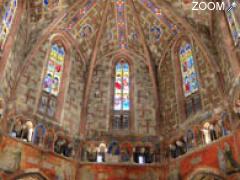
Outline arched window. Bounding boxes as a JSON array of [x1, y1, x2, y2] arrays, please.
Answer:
[[179, 41, 201, 117], [224, 0, 240, 46], [112, 60, 130, 130], [38, 43, 65, 118], [0, 0, 17, 50]]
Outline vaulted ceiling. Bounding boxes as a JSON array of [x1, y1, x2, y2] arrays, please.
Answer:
[[49, 0, 183, 64], [26, 0, 212, 68]]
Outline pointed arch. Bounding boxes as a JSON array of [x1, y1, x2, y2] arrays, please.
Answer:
[[187, 168, 226, 180], [37, 34, 71, 122], [173, 36, 202, 120], [111, 58, 133, 131], [8, 169, 49, 180], [179, 41, 199, 98]]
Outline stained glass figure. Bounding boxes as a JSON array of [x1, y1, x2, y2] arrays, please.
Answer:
[[0, 0, 17, 50], [43, 44, 65, 96], [114, 62, 130, 111], [179, 42, 199, 97]]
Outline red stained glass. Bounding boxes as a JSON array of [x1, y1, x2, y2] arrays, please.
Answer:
[[43, 44, 65, 96], [114, 62, 130, 111]]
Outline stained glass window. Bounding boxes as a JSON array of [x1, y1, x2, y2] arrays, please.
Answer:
[[224, 0, 240, 46], [0, 0, 17, 50], [113, 61, 130, 130], [179, 42, 199, 97], [38, 43, 65, 118], [43, 44, 65, 96], [43, 0, 49, 7], [114, 62, 130, 111]]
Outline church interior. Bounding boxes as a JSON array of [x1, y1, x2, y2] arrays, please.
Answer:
[[0, 0, 239, 179]]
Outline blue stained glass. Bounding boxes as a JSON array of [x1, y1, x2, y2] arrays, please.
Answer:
[[52, 44, 58, 52], [123, 63, 129, 71], [0, 0, 17, 50], [123, 99, 129, 110], [180, 48, 185, 55], [58, 47, 65, 56], [188, 57, 194, 68], [186, 43, 191, 50], [43, 0, 49, 6], [116, 63, 122, 70], [43, 44, 65, 96], [114, 61, 130, 111], [179, 42, 199, 97]]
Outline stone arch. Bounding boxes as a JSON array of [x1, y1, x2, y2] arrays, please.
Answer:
[[109, 54, 135, 133], [13, 173, 46, 180], [155, 0, 220, 72], [170, 35, 203, 121], [35, 32, 73, 122], [13, 29, 85, 102], [187, 168, 226, 180], [8, 169, 49, 180]]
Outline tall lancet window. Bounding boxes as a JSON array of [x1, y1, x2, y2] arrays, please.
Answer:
[[179, 41, 201, 117], [0, 0, 17, 50], [224, 0, 240, 46], [38, 43, 65, 118], [113, 60, 130, 130]]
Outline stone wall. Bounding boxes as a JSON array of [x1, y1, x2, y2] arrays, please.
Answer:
[[158, 49, 178, 135], [158, 36, 225, 136], [85, 54, 157, 137], [212, 10, 240, 94], [14, 39, 85, 137], [1, 10, 28, 109], [192, 38, 224, 111]]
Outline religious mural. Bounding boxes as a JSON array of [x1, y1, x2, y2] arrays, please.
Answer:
[[218, 143, 240, 175], [0, 146, 21, 173]]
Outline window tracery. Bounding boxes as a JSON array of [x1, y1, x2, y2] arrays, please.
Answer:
[[38, 43, 65, 118], [112, 60, 131, 130], [179, 41, 201, 117]]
